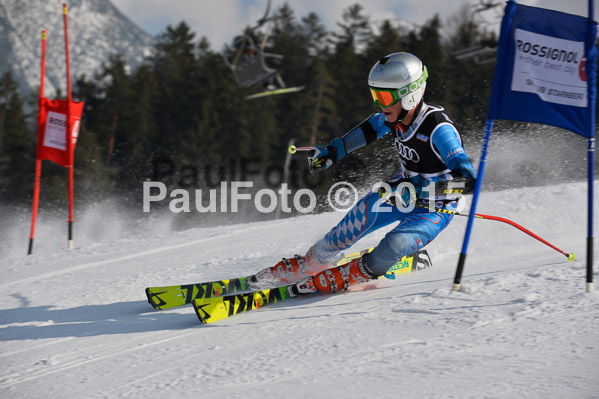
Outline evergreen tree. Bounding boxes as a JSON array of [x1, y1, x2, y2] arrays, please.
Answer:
[[304, 57, 338, 146], [444, 5, 496, 128], [128, 63, 158, 165], [151, 22, 201, 162], [0, 2, 515, 210], [192, 37, 223, 163], [0, 72, 35, 201], [403, 15, 446, 104], [267, 4, 312, 157], [328, 4, 374, 133], [98, 54, 136, 165], [367, 20, 404, 61]]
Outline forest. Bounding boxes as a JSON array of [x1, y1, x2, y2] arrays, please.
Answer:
[[0, 3, 509, 210]]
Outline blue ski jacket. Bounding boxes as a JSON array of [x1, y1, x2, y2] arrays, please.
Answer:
[[329, 102, 476, 198]]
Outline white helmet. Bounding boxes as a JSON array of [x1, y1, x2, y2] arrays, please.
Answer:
[[368, 52, 428, 111]]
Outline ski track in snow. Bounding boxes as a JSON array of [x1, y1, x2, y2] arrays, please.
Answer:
[[0, 182, 598, 398]]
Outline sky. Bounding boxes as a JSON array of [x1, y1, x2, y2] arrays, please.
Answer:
[[110, 0, 593, 51]]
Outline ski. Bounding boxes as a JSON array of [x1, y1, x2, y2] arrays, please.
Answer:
[[145, 276, 252, 310], [245, 86, 305, 100], [192, 250, 432, 324], [145, 247, 377, 310], [193, 285, 295, 324], [146, 249, 432, 310]]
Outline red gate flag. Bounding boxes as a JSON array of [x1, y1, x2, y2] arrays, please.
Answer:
[[36, 97, 84, 167], [29, 4, 85, 255]]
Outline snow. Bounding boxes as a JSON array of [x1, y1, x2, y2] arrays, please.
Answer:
[[0, 181, 598, 398]]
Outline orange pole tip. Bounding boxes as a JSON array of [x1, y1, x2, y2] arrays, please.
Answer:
[[42, 30, 47, 39], [63, 4, 68, 14]]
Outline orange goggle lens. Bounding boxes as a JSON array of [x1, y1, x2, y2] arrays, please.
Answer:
[[369, 88, 399, 108]]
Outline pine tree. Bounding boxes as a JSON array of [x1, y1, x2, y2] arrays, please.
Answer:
[[0, 2, 510, 212], [0, 72, 35, 201], [98, 54, 136, 165], [267, 3, 311, 156], [151, 22, 201, 162], [406, 15, 445, 104], [328, 4, 374, 133], [444, 5, 496, 128], [367, 20, 404, 61]]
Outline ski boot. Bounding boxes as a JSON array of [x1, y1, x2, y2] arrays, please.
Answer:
[[285, 255, 376, 296], [312, 255, 375, 293], [286, 255, 375, 296], [248, 255, 310, 288], [248, 247, 336, 288], [287, 276, 317, 297]]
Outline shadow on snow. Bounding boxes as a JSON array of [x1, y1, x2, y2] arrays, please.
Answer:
[[0, 301, 199, 341]]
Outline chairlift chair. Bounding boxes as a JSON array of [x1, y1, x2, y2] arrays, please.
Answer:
[[223, 34, 284, 89], [452, 44, 497, 65], [221, 0, 304, 99], [450, 0, 501, 65]]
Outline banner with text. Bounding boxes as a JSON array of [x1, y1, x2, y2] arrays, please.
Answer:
[[36, 97, 84, 167], [488, 2, 597, 137]]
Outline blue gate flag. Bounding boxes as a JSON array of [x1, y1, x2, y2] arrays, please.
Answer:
[[488, 2, 597, 137]]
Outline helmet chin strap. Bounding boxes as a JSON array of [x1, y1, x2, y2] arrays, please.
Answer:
[[392, 100, 424, 128], [391, 95, 414, 125], [393, 107, 410, 124]]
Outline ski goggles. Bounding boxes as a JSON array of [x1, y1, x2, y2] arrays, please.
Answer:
[[369, 87, 402, 108], [369, 66, 429, 108]]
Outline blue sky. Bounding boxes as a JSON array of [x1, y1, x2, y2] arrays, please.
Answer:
[[110, 0, 593, 50]]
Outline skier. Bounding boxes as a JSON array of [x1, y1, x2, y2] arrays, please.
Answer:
[[252, 52, 477, 295]]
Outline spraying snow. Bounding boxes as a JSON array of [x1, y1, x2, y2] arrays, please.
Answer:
[[0, 180, 597, 398]]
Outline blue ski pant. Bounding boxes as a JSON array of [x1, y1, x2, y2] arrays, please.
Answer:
[[310, 191, 455, 276]]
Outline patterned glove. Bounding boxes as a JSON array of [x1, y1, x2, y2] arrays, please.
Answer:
[[308, 145, 337, 174]]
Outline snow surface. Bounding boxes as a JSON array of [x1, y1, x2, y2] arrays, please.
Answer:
[[0, 181, 597, 398]]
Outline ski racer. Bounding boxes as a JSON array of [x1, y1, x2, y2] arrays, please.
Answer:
[[253, 52, 477, 294]]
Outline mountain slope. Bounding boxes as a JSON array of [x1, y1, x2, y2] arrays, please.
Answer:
[[0, 0, 153, 97]]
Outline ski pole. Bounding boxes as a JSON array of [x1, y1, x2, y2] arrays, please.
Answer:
[[426, 204, 575, 261], [288, 145, 314, 154]]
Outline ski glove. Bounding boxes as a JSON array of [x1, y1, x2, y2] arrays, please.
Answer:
[[308, 145, 337, 174], [308, 138, 345, 174]]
